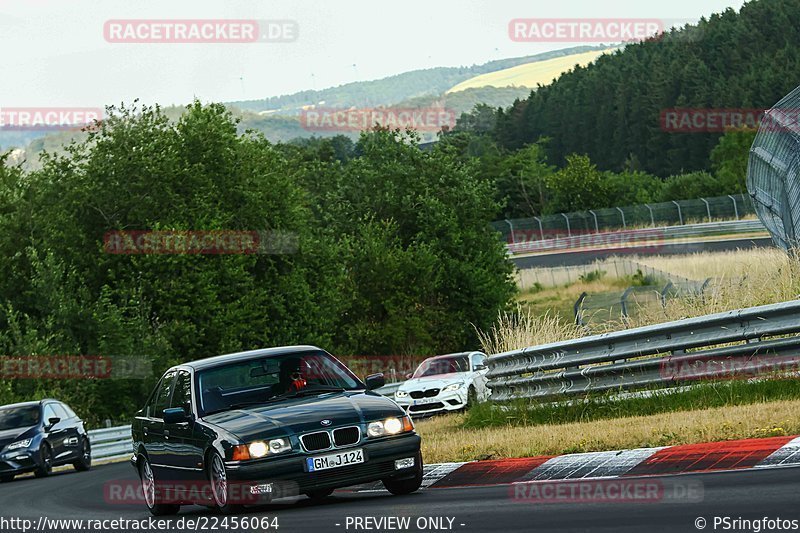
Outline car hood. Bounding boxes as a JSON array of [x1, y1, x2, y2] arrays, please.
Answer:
[[0, 426, 36, 451], [201, 391, 401, 442], [399, 373, 468, 391]]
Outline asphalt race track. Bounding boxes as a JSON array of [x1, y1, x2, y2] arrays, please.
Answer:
[[511, 237, 773, 269], [1, 461, 798, 532]]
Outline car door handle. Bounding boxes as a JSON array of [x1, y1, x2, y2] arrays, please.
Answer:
[[143, 427, 148, 435], [164, 430, 170, 439]]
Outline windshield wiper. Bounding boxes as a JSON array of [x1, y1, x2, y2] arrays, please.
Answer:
[[203, 401, 270, 416], [271, 387, 348, 401]]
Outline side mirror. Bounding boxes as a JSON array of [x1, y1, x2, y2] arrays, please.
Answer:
[[46, 417, 60, 429], [404, 373, 413, 380], [365, 373, 385, 391], [163, 407, 192, 424]]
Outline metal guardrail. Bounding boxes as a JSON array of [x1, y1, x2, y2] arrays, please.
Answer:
[[506, 219, 767, 255], [374, 382, 403, 397], [88, 425, 131, 461], [486, 300, 800, 401]]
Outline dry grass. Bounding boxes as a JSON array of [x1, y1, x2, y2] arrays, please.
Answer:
[[632, 248, 790, 281], [622, 250, 800, 330], [497, 249, 800, 350], [476, 306, 580, 355], [416, 400, 800, 463]]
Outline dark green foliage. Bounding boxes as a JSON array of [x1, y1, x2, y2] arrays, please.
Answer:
[[0, 104, 515, 425], [465, 0, 798, 177]]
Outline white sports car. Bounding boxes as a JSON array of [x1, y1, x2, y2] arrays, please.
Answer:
[[393, 351, 489, 416]]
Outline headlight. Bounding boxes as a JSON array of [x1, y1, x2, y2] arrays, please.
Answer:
[[367, 416, 414, 437], [248, 441, 268, 458], [234, 438, 292, 460], [443, 382, 463, 392], [395, 390, 408, 398], [6, 439, 32, 451], [267, 438, 291, 454]]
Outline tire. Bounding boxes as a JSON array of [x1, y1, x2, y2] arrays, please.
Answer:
[[382, 452, 423, 496], [34, 444, 53, 478], [72, 438, 92, 471], [0, 474, 14, 483], [305, 488, 334, 501], [208, 452, 244, 515], [139, 456, 180, 516]]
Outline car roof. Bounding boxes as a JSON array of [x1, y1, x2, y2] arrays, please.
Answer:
[[0, 400, 45, 409], [176, 345, 326, 371]]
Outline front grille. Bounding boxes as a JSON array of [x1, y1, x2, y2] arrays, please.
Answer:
[[301, 431, 332, 452], [409, 388, 440, 399], [333, 426, 360, 447], [409, 402, 444, 412]]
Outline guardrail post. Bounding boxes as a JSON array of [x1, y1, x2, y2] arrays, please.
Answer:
[[574, 292, 588, 326], [728, 194, 739, 220], [505, 219, 515, 244], [701, 198, 711, 222], [589, 210, 599, 233], [645, 204, 655, 226], [616, 207, 626, 229], [620, 286, 635, 319], [672, 201, 683, 225], [561, 213, 571, 237], [533, 216, 544, 240], [660, 281, 673, 307]]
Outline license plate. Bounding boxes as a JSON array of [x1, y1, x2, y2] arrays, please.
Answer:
[[307, 448, 364, 472], [413, 397, 436, 405]]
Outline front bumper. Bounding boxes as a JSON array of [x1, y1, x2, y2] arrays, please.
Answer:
[[224, 433, 421, 497], [394, 389, 467, 415], [0, 449, 39, 475]]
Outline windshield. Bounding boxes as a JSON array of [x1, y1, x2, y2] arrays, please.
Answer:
[[0, 405, 41, 431], [412, 355, 470, 378], [197, 351, 362, 414]]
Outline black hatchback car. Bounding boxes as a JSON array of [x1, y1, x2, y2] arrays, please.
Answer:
[[0, 400, 92, 481], [131, 346, 423, 515]]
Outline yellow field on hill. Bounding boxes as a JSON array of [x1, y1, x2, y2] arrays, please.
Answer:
[[447, 49, 613, 93]]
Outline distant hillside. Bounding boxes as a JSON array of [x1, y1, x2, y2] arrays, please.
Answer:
[[4, 45, 607, 163], [227, 46, 607, 114], [484, 0, 800, 177], [448, 49, 613, 93]]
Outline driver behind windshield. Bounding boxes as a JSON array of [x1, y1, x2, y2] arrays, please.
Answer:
[[272, 358, 308, 395]]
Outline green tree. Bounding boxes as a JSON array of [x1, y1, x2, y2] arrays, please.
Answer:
[[318, 129, 516, 355], [545, 154, 609, 213], [710, 127, 757, 194]]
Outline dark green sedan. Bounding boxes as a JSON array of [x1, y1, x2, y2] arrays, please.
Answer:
[[130, 345, 423, 515]]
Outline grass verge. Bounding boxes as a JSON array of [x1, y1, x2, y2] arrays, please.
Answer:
[[463, 378, 800, 429], [415, 396, 800, 464]]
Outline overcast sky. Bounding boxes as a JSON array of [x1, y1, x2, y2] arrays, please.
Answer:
[[0, 0, 747, 108]]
